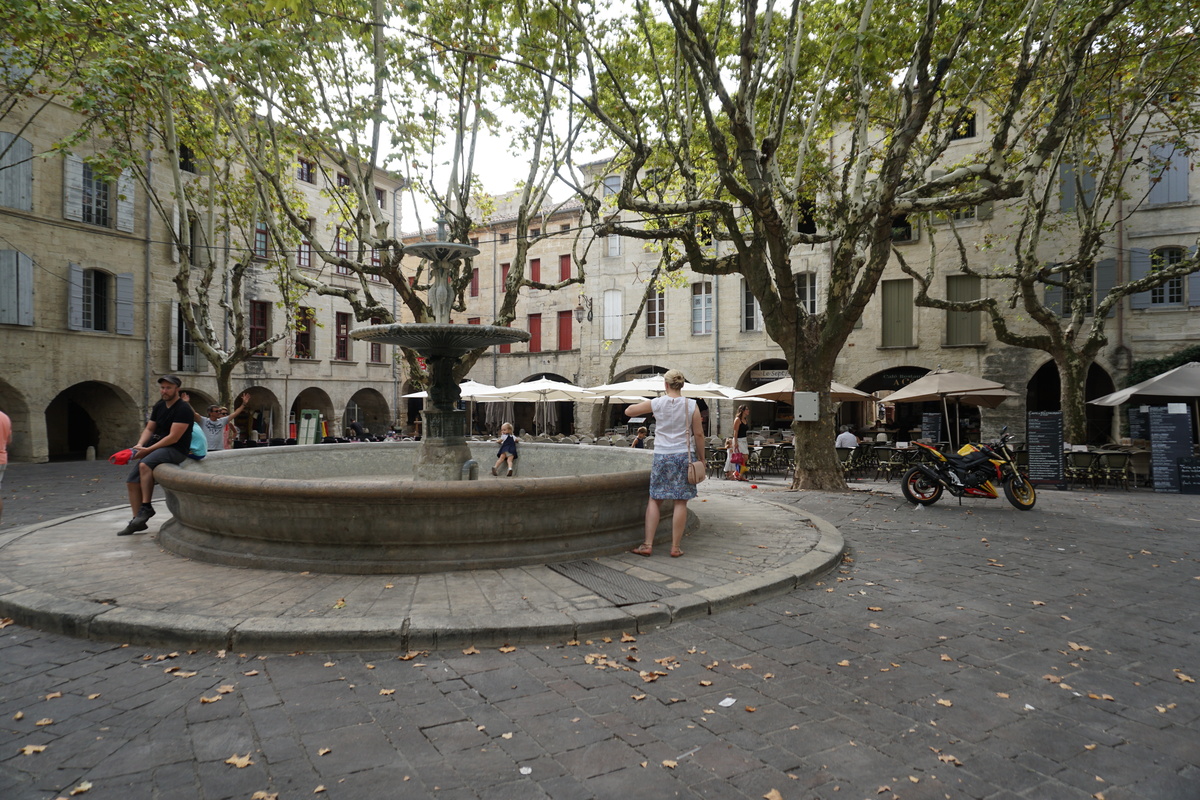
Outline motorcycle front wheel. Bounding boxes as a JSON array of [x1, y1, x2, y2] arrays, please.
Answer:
[[1003, 473, 1037, 510], [901, 467, 944, 506]]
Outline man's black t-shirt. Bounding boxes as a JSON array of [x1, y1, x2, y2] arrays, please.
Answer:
[[151, 400, 195, 455]]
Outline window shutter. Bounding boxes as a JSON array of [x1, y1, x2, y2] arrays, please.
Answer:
[[1095, 258, 1116, 318], [1129, 248, 1152, 309], [603, 289, 622, 340], [0, 250, 34, 325], [114, 272, 134, 335], [116, 169, 135, 233], [1043, 281, 1063, 316], [1168, 149, 1189, 203], [1188, 247, 1200, 307], [63, 154, 84, 222], [0, 133, 33, 211], [171, 204, 180, 263], [67, 262, 85, 329]]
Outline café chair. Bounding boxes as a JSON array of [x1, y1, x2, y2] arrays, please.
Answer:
[[1094, 451, 1131, 490]]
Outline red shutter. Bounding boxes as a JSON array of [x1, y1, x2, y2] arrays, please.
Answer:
[[557, 310, 572, 351], [528, 314, 541, 353], [470, 268, 479, 297], [530, 258, 540, 283], [559, 254, 571, 281], [499, 321, 511, 354]]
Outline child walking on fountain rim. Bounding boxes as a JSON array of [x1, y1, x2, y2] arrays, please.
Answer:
[[492, 422, 519, 476]]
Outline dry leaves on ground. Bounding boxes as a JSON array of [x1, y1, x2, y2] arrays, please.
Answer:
[[462, 646, 480, 655], [936, 699, 953, 707], [225, 753, 254, 768], [19, 745, 47, 755]]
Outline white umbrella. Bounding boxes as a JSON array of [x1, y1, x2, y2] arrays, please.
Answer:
[[473, 378, 597, 435], [1088, 362, 1200, 406], [586, 376, 733, 398], [735, 378, 877, 403], [402, 379, 498, 400]]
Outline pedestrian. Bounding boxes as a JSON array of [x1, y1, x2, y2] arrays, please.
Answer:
[[722, 436, 737, 479], [835, 425, 859, 448], [624, 369, 704, 558], [729, 404, 750, 481], [182, 391, 249, 452], [632, 426, 648, 449], [348, 419, 367, 440], [492, 422, 518, 476], [0, 408, 10, 525], [119, 375, 195, 536]]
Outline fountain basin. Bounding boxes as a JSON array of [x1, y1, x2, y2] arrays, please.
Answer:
[[156, 443, 669, 574]]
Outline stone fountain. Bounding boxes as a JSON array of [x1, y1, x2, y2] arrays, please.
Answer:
[[152, 223, 686, 574], [350, 223, 529, 480]]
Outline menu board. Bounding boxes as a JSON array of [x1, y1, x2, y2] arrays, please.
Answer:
[[1026, 411, 1065, 485], [921, 412, 942, 442], [1128, 408, 1149, 441], [1178, 458, 1200, 495], [1149, 406, 1193, 493]]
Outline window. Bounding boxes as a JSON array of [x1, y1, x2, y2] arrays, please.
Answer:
[[369, 317, 384, 363], [797, 199, 817, 235], [81, 269, 109, 331], [529, 258, 540, 283], [249, 301, 270, 351], [501, 263, 510, 287], [603, 289, 623, 340], [375, 187, 387, 208], [950, 111, 977, 140], [467, 317, 480, 325], [335, 228, 350, 272], [742, 279, 762, 331], [67, 264, 132, 334], [294, 307, 315, 358], [297, 159, 316, 183], [606, 231, 621, 258], [1060, 163, 1096, 211], [0, 250, 34, 326], [795, 272, 817, 314], [880, 279, 914, 347], [559, 254, 572, 281], [945, 275, 982, 345], [499, 232, 509, 244], [558, 310, 572, 350], [691, 282, 713, 335], [178, 144, 197, 173], [891, 214, 916, 243], [646, 290, 665, 338], [253, 222, 270, 259], [335, 312, 351, 360], [603, 175, 621, 196], [0, 132, 33, 211], [527, 313, 542, 352], [1147, 144, 1189, 205], [470, 237, 479, 247], [172, 301, 198, 371], [530, 228, 540, 238], [298, 222, 312, 269], [560, 223, 570, 233], [337, 172, 350, 188], [1151, 247, 1185, 305], [1061, 268, 1094, 316], [470, 267, 480, 297], [81, 163, 110, 227]]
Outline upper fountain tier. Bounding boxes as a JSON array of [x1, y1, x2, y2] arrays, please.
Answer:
[[350, 323, 529, 357]]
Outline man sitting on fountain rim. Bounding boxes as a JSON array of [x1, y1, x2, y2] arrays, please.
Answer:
[[119, 375, 194, 536]]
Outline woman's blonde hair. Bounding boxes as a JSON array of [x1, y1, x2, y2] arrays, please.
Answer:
[[663, 369, 686, 390]]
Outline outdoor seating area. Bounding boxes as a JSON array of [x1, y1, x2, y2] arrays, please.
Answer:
[[1064, 446, 1148, 490]]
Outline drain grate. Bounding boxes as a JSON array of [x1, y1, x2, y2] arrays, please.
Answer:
[[549, 560, 673, 606]]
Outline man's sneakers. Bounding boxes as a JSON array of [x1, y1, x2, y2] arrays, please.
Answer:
[[118, 504, 155, 536]]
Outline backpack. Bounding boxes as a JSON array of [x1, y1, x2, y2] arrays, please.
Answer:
[[187, 422, 208, 460]]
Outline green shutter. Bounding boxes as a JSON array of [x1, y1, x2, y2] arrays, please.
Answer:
[[881, 279, 913, 347]]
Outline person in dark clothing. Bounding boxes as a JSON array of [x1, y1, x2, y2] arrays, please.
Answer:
[[349, 420, 367, 440], [119, 375, 194, 536]]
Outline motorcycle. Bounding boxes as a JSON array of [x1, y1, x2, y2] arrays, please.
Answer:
[[900, 427, 1036, 510]]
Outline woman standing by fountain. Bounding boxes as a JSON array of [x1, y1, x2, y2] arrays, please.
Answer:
[[624, 370, 704, 558]]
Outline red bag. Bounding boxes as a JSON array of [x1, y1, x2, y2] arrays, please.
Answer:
[[730, 451, 746, 465], [109, 448, 135, 466]]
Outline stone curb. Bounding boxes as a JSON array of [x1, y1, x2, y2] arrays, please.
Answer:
[[0, 494, 846, 652]]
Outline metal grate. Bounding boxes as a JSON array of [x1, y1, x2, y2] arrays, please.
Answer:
[[549, 560, 673, 606]]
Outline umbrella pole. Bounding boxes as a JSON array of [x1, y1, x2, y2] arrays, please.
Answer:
[[942, 396, 951, 449]]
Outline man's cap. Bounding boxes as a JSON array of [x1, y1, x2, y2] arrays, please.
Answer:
[[158, 375, 182, 387]]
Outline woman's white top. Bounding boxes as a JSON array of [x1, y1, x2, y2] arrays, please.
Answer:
[[650, 396, 695, 455]]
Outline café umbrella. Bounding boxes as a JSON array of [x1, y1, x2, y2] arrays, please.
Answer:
[[884, 369, 1014, 448], [1088, 362, 1200, 440], [735, 378, 877, 404], [586, 376, 735, 398], [472, 377, 597, 435]]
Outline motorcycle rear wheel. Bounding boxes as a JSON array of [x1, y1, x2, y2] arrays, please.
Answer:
[[1003, 473, 1037, 510], [901, 467, 944, 506]]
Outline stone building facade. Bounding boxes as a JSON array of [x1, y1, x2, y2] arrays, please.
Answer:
[[0, 98, 404, 462]]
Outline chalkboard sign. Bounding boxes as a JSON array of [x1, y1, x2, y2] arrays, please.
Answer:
[[1149, 406, 1192, 493], [1026, 411, 1065, 485], [1128, 408, 1148, 441], [1178, 457, 1200, 495], [921, 412, 942, 442]]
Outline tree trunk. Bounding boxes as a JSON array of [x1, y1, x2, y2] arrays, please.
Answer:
[[788, 357, 849, 491], [215, 362, 236, 409], [1056, 353, 1092, 445]]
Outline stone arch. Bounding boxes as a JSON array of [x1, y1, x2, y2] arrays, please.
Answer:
[[1026, 359, 1116, 445], [44, 381, 140, 460], [181, 387, 217, 415], [857, 366, 931, 441], [290, 387, 335, 441], [514, 372, 575, 435], [731, 358, 789, 431], [598, 365, 669, 433], [0, 378, 36, 462], [344, 388, 390, 439], [235, 386, 283, 443]]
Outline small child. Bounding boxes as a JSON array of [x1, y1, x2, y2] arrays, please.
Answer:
[[632, 427, 648, 449], [492, 422, 519, 476], [723, 437, 737, 479]]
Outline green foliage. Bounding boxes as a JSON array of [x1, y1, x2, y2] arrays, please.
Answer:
[[1126, 346, 1200, 387]]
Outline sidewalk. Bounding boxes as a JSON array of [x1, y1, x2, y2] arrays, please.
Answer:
[[0, 476, 844, 652]]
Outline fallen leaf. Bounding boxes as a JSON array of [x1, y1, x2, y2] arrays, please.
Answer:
[[1043, 674, 1063, 684], [1068, 641, 1092, 652], [936, 699, 953, 707], [0, 618, 12, 628], [836, 660, 851, 667], [733, 663, 752, 670], [909, 775, 920, 783], [88, 694, 101, 700], [199, 695, 222, 704], [764, 791, 784, 800], [996, 692, 1009, 699], [20, 745, 47, 755], [314, 787, 326, 794], [937, 753, 963, 766], [324, 662, 336, 668], [1031, 600, 1045, 606], [499, 646, 517, 653], [68, 780, 93, 795], [318, 748, 331, 756], [35, 718, 52, 727], [462, 646, 480, 655], [12, 711, 23, 720], [332, 598, 346, 609], [243, 670, 259, 676], [699, 680, 712, 687], [763, 673, 775, 679], [397, 652, 425, 661], [868, 606, 883, 612], [745, 706, 757, 712], [1061, 615, 1072, 621], [501, 732, 513, 739], [940, 654, 953, 662], [631, 694, 646, 701], [379, 689, 395, 696], [877, 786, 891, 794], [365, 664, 375, 670], [662, 760, 677, 769], [250, 793, 278, 800], [44, 692, 62, 701], [1085, 744, 1097, 751], [225, 753, 254, 768], [1175, 671, 1195, 683], [621, 633, 637, 642]]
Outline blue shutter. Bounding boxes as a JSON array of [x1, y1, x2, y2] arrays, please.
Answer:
[[63, 154, 83, 222], [1095, 259, 1116, 318], [116, 169, 135, 233], [67, 262, 85, 329], [0, 250, 34, 325], [1129, 248, 1152, 309], [115, 272, 134, 335], [1188, 247, 1200, 307], [0, 133, 33, 211]]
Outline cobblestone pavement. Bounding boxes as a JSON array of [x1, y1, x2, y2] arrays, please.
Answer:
[[2, 466, 1198, 800]]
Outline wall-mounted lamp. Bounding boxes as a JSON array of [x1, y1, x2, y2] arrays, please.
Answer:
[[574, 296, 593, 323]]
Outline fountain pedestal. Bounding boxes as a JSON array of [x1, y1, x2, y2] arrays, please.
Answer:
[[415, 408, 473, 480]]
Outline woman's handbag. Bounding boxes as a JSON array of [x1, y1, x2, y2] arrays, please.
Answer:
[[685, 401, 706, 484], [730, 451, 746, 466]]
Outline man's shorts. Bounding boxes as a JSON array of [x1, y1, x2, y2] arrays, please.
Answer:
[[0, 463, 5, 487], [126, 447, 187, 482]]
